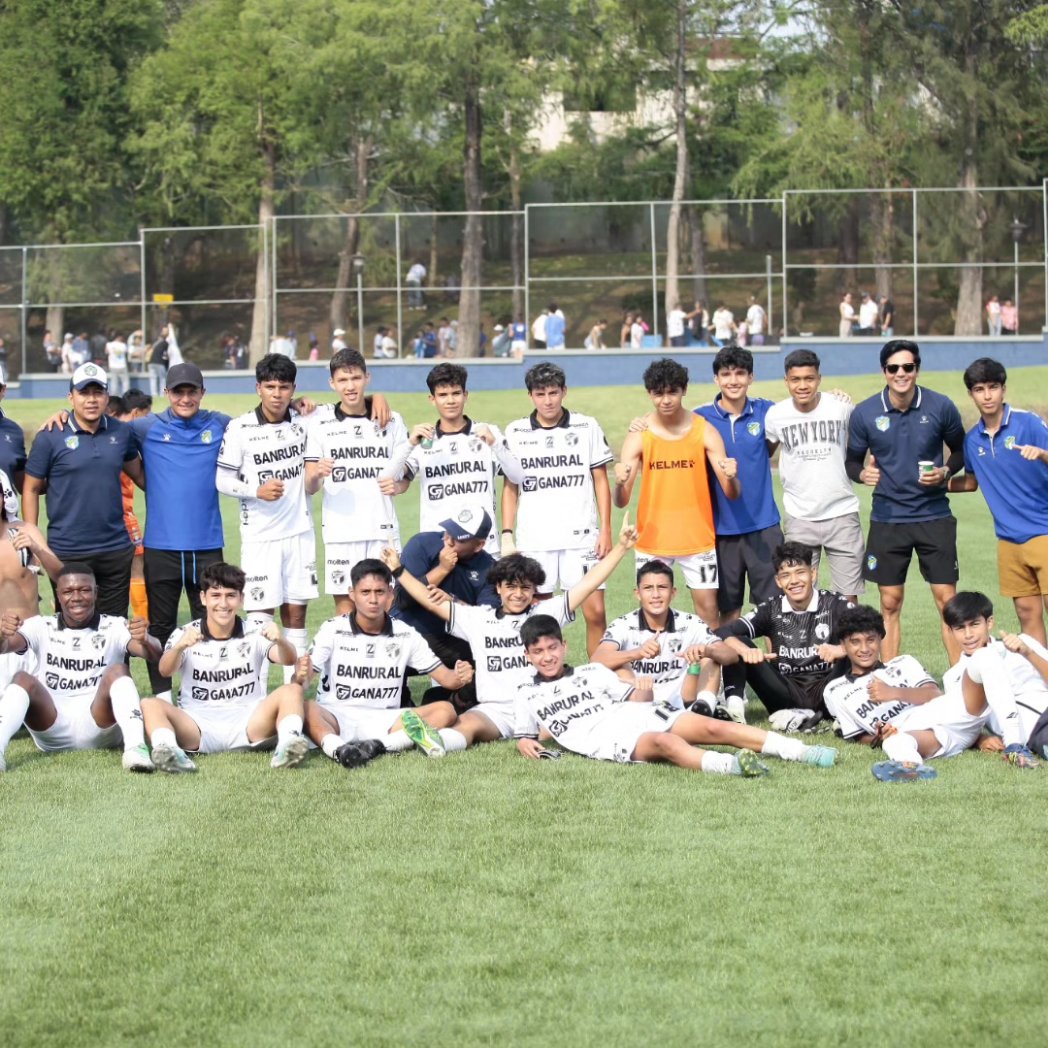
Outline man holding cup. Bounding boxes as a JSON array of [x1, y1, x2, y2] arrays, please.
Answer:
[[846, 340, 966, 662]]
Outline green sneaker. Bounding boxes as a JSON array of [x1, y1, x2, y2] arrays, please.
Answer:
[[801, 744, 838, 769], [401, 710, 446, 759], [735, 749, 770, 778], [152, 743, 197, 774], [271, 734, 309, 769], [122, 743, 156, 773]]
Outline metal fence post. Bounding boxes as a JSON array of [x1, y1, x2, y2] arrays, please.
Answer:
[[912, 188, 919, 337], [394, 213, 402, 357], [524, 204, 531, 348], [20, 246, 28, 374], [139, 229, 147, 342], [649, 203, 659, 342], [781, 192, 789, 338]]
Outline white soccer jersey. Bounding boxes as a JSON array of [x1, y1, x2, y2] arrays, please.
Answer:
[[165, 619, 273, 709], [600, 607, 721, 707], [823, 655, 936, 740], [405, 419, 523, 554], [764, 395, 859, 521], [514, 662, 635, 751], [311, 613, 440, 709], [447, 594, 574, 707], [19, 613, 130, 700], [217, 407, 312, 541], [304, 404, 411, 543], [504, 410, 612, 552]]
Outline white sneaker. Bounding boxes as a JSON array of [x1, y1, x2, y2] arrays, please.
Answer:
[[271, 733, 309, 769], [153, 743, 197, 774], [122, 744, 156, 773], [724, 696, 748, 724]]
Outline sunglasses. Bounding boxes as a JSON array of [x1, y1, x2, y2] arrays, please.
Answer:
[[885, 362, 917, 374]]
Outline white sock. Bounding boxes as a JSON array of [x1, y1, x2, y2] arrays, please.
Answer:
[[0, 683, 30, 753], [110, 676, 145, 749], [151, 727, 177, 750], [321, 733, 347, 759], [384, 729, 412, 752], [277, 714, 303, 743], [762, 731, 806, 762], [966, 646, 1024, 747], [438, 728, 467, 753], [882, 731, 922, 765], [244, 612, 274, 634], [283, 628, 308, 684], [700, 751, 737, 775]]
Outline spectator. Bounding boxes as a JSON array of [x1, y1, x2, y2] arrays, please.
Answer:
[[43, 330, 61, 372], [1001, 298, 1018, 335], [105, 331, 130, 396], [71, 332, 90, 368], [437, 317, 454, 356], [60, 333, 76, 374], [620, 311, 634, 349], [711, 303, 735, 346], [545, 304, 566, 350], [147, 326, 170, 396], [986, 294, 1002, 337], [857, 292, 880, 335], [746, 296, 767, 346], [666, 301, 699, 348], [509, 316, 528, 357], [381, 326, 399, 359], [879, 295, 894, 338], [331, 328, 347, 353], [630, 311, 646, 350], [308, 333, 320, 361], [492, 324, 512, 357], [584, 320, 608, 350], [838, 292, 856, 337], [406, 260, 427, 309], [531, 308, 548, 350], [691, 302, 709, 345]]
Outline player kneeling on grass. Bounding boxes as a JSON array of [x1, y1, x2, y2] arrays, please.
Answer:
[[0, 562, 160, 772], [514, 616, 837, 775], [140, 562, 308, 773], [298, 558, 470, 769]]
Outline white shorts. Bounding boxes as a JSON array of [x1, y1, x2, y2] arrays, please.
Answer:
[[585, 704, 686, 763], [321, 703, 402, 742], [635, 549, 718, 591], [464, 701, 516, 739], [521, 547, 603, 593], [325, 538, 401, 594], [28, 698, 123, 753], [183, 704, 275, 755], [0, 649, 37, 693], [894, 691, 988, 759], [242, 533, 319, 610]]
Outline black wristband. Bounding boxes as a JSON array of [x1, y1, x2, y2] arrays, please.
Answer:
[[392, 565, 405, 578], [501, 528, 513, 534]]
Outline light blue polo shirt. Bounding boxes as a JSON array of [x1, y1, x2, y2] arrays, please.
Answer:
[[963, 405, 1048, 544]]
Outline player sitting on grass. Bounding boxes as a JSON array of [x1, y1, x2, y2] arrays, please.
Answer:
[[514, 616, 837, 774], [379, 515, 639, 758], [0, 562, 159, 773], [140, 561, 309, 773], [297, 559, 471, 769]]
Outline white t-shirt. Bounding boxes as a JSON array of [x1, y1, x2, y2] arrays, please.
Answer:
[[304, 404, 410, 543], [765, 394, 859, 521], [630, 321, 644, 350], [823, 655, 935, 740], [217, 408, 313, 542], [532, 314, 548, 342], [406, 263, 426, 283], [667, 309, 687, 339], [859, 300, 880, 328], [19, 614, 131, 701], [166, 619, 273, 709], [106, 339, 128, 371], [503, 410, 613, 552], [713, 309, 735, 340], [746, 303, 765, 335]]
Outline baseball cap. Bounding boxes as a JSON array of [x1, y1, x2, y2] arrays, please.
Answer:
[[439, 506, 492, 542], [70, 362, 108, 391], [165, 362, 204, 389], [333, 328, 346, 337]]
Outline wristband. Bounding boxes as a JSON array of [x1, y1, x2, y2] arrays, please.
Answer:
[[392, 565, 405, 578], [687, 662, 703, 675]]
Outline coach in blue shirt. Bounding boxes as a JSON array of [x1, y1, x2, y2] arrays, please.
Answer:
[[846, 340, 965, 662], [24, 363, 143, 616]]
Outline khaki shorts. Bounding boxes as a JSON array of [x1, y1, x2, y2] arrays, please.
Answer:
[[997, 535, 1048, 598]]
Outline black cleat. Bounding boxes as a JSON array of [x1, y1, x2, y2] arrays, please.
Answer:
[[333, 739, 387, 769]]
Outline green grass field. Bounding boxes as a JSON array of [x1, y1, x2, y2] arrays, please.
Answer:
[[2, 368, 1047, 1046]]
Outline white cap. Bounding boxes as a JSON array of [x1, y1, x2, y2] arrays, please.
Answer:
[[333, 328, 346, 337], [70, 362, 108, 391], [493, 324, 504, 332]]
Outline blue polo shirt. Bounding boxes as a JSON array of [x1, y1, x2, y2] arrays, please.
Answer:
[[694, 396, 780, 536], [848, 386, 964, 523], [0, 407, 26, 483], [132, 408, 231, 551], [963, 405, 1048, 544], [545, 312, 566, 348], [26, 414, 138, 556], [392, 531, 498, 635]]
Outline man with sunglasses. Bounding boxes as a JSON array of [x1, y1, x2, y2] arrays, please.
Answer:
[[846, 340, 965, 662]]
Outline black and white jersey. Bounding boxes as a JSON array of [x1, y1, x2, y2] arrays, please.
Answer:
[[823, 656, 936, 739], [514, 663, 634, 747], [217, 406, 312, 540], [504, 409, 613, 551], [304, 404, 411, 542], [165, 618, 273, 709], [311, 613, 440, 710], [19, 613, 130, 699]]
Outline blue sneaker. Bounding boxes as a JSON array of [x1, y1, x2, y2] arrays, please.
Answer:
[[872, 760, 937, 783], [801, 744, 838, 769], [1003, 743, 1040, 770]]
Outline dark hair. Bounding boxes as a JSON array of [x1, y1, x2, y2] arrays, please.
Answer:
[[427, 362, 468, 394], [106, 396, 126, 416], [784, 349, 820, 373], [351, 558, 393, 588], [879, 339, 920, 370], [643, 358, 689, 394], [963, 357, 1007, 391], [943, 591, 994, 629], [525, 362, 566, 392], [330, 348, 367, 376], [520, 614, 563, 649], [636, 559, 675, 586], [124, 389, 153, 413], [835, 604, 886, 641], [488, 553, 546, 590], [711, 346, 753, 376], [200, 561, 246, 593], [772, 542, 815, 572], [256, 353, 297, 384], [58, 561, 96, 581]]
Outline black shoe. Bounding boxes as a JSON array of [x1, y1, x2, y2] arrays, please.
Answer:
[[690, 698, 715, 718], [333, 739, 387, 769]]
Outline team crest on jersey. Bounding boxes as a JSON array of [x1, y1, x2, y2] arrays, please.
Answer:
[[666, 637, 682, 653], [385, 641, 401, 660], [91, 633, 106, 651], [468, 437, 483, 454], [237, 641, 251, 658], [565, 432, 579, 446], [331, 570, 345, 587], [250, 586, 265, 602], [747, 422, 761, 436], [1004, 435, 1016, 449], [814, 623, 830, 641], [201, 430, 213, 444], [875, 416, 890, 432], [65, 436, 79, 450], [867, 554, 878, 571]]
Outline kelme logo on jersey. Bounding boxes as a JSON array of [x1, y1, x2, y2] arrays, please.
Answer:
[[65, 436, 79, 450], [875, 416, 890, 432], [867, 554, 878, 571], [747, 422, 761, 436]]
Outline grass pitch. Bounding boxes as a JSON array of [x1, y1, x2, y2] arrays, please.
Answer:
[[2, 367, 1047, 1045]]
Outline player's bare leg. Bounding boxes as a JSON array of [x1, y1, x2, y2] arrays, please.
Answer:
[[1013, 595, 1047, 647], [669, 711, 836, 767], [689, 588, 720, 630], [142, 698, 202, 773], [279, 601, 309, 685], [443, 709, 503, 747], [245, 682, 309, 768], [580, 590, 607, 656], [631, 730, 768, 776], [930, 583, 960, 663], [389, 700, 457, 733], [878, 584, 905, 661]]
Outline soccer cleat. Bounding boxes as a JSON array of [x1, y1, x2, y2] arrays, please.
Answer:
[[270, 733, 310, 770], [723, 696, 748, 724], [122, 744, 156, 773], [735, 749, 770, 778], [871, 760, 937, 783], [801, 744, 838, 769], [768, 708, 823, 734], [333, 738, 387, 769], [152, 743, 197, 774], [1002, 743, 1040, 770], [400, 710, 446, 759]]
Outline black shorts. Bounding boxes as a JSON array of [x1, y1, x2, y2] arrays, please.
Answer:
[[716, 524, 784, 613], [864, 517, 958, 587]]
